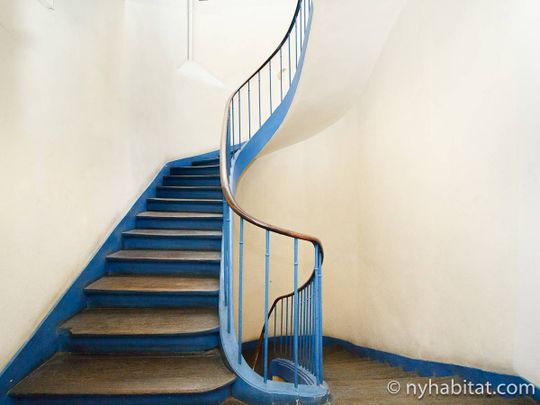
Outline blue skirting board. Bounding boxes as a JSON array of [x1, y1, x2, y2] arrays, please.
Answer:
[[323, 337, 540, 402], [0, 150, 220, 404]]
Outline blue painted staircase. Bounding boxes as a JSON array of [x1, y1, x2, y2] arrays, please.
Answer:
[[8, 157, 237, 404]]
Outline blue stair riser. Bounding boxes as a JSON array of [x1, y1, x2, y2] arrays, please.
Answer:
[[170, 167, 219, 176], [163, 176, 220, 187], [157, 187, 223, 199], [192, 158, 220, 166], [136, 217, 222, 230], [147, 200, 222, 213], [11, 387, 232, 405], [86, 292, 218, 308], [107, 261, 220, 276], [63, 332, 219, 354], [123, 235, 222, 250]]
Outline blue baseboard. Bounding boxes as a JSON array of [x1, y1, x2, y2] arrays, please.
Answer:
[[323, 337, 540, 402], [0, 149, 219, 404]]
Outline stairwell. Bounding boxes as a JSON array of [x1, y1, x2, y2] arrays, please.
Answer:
[[9, 157, 237, 404]]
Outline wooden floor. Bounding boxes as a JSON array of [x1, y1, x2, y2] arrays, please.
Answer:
[[223, 345, 537, 404]]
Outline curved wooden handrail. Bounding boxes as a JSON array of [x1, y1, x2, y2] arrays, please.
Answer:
[[219, 147, 324, 256], [218, 4, 324, 260], [218, 0, 323, 375]]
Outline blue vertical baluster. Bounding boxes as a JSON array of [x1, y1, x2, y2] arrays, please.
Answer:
[[305, 0, 308, 35], [314, 247, 320, 381], [308, 282, 312, 372], [299, 4, 303, 50], [280, 299, 284, 354], [305, 288, 308, 367], [279, 47, 283, 101], [315, 245, 323, 384], [293, 238, 299, 387], [306, 286, 310, 368], [258, 71, 262, 128], [223, 201, 229, 308], [285, 296, 289, 356], [289, 296, 293, 357], [306, 283, 310, 371], [269, 60, 273, 114], [303, 288, 307, 366], [298, 289, 301, 367], [304, 285, 308, 371], [318, 249, 323, 383], [263, 230, 270, 383], [295, 22, 298, 69], [311, 279, 315, 374], [228, 108, 231, 150], [288, 36, 292, 86], [238, 90, 242, 145], [303, 0, 307, 33], [229, 207, 234, 335], [237, 218, 244, 364], [226, 106, 231, 171], [231, 96, 235, 148], [291, 295, 294, 357], [273, 307, 277, 354], [310, 281, 314, 372], [312, 279, 316, 374], [225, 208, 231, 333], [248, 81, 252, 138]]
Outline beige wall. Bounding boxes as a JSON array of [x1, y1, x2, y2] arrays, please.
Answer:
[[235, 0, 540, 383], [0, 0, 295, 370]]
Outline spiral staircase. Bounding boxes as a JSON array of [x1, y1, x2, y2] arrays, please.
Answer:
[[3, 1, 327, 404]]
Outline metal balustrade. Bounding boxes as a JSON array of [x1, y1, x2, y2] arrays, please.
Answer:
[[219, 0, 324, 393]]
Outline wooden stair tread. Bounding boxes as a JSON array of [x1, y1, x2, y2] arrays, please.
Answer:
[[148, 198, 223, 203], [61, 307, 218, 335], [124, 229, 222, 237], [171, 164, 219, 169], [86, 275, 219, 293], [137, 211, 222, 218], [157, 186, 222, 189], [10, 352, 235, 396], [107, 249, 221, 261], [165, 175, 220, 179]]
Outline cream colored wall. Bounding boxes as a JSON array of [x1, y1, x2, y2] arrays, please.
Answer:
[[512, 1, 540, 386], [235, 0, 540, 383], [0, 0, 295, 370]]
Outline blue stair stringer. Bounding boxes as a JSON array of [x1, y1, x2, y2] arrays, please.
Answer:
[[0, 150, 239, 405]]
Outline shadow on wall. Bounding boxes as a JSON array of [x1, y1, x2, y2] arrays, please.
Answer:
[[261, 0, 407, 155]]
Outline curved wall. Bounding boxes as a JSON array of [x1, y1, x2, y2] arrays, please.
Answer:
[[235, 0, 540, 385]]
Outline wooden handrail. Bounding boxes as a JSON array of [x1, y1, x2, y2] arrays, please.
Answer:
[[218, 0, 323, 377]]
